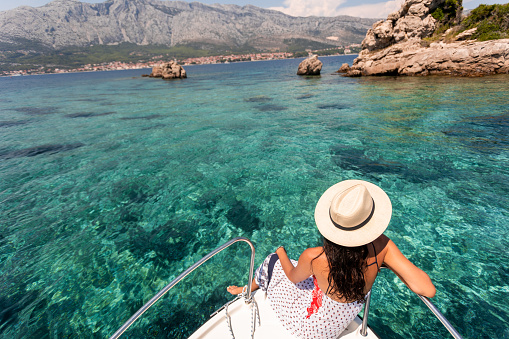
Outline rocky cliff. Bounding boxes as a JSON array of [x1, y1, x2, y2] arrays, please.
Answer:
[[0, 0, 377, 50], [343, 0, 509, 76]]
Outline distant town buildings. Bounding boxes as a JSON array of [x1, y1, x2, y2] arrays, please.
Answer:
[[1, 44, 361, 77], [181, 52, 293, 65]]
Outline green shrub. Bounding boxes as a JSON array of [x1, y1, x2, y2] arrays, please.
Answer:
[[433, 0, 462, 24], [492, 4, 509, 30], [477, 31, 502, 41], [431, 8, 445, 21], [460, 3, 509, 41], [463, 4, 496, 28], [429, 0, 462, 40], [474, 20, 502, 40]]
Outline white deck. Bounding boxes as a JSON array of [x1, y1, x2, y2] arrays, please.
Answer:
[[189, 290, 379, 339]]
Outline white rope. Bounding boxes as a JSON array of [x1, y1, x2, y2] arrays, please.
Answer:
[[225, 295, 240, 339], [249, 295, 261, 339], [224, 285, 260, 339]]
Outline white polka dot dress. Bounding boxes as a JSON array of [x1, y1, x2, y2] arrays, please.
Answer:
[[255, 254, 364, 339]]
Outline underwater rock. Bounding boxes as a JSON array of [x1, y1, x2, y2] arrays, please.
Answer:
[[141, 124, 165, 131], [256, 104, 288, 112], [317, 104, 348, 110], [226, 200, 261, 232], [0, 120, 29, 127], [65, 112, 115, 118], [244, 96, 273, 103], [120, 114, 163, 120], [149, 61, 187, 79], [72, 98, 106, 102], [0, 290, 39, 332], [329, 144, 409, 177], [123, 222, 193, 266], [0, 143, 84, 159], [111, 180, 149, 205], [297, 55, 323, 76], [13, 106, 59, 115], [329, 144, 457, 183], [296, 94, 314, 100], [442, 112, 509, 153]]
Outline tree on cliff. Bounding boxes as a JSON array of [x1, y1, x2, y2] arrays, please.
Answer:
[[461, 4, 509, 41], [428, 2, 509, 42], [430, 0, 463, 25]]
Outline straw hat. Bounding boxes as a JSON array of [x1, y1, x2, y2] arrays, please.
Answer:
[[314, 180, 392, 247]]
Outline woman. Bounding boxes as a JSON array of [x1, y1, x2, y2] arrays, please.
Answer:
[[227, 180, 436, 338]]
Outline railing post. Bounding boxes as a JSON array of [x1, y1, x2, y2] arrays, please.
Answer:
[[417, 295, 464, 339], [360, 291, 372, 336], [369, 267, 464, 339], [244, 239, 256, 302]]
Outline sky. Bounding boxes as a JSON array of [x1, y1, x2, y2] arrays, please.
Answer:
[[0, 0, 504, 18]]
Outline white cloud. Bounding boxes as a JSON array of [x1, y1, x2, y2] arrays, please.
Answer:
[[269, 0, 405, 18], [336, 0, 405, 18], [269, 0, 347, 17]]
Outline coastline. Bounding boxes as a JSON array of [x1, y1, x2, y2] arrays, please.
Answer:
[[1, 54, 359, 77]]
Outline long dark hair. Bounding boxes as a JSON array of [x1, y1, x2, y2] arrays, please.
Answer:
[[315, 238, 369, 302]]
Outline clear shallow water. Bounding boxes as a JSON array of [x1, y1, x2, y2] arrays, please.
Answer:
[[0, 55, 508, 338]]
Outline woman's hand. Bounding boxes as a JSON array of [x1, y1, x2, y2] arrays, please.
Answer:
[[275, 246, 286, 256]]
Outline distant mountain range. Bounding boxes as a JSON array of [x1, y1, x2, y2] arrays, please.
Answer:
[[0, 0, 379, 70]]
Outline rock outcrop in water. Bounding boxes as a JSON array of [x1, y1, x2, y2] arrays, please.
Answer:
[[149, 61, 187, 80], [336, 63, 351, 73], [297, 55, 323, 76], [344, 0, 509, 76]]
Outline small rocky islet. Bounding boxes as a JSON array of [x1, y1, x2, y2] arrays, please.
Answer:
[[144, 61, 187, 80], [297, 55, 323, 76]]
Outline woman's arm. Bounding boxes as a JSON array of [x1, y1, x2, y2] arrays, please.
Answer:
[[383, 240, 436, 298], [276, 246, 318, 284]]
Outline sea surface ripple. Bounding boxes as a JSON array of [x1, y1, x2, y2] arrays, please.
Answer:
[[0, 56, 508, 338]]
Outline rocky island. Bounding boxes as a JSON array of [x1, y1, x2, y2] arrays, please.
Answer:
[[340, 0, 509, 76], [297, 55, 323, 75], [148, 61, 187, 80]]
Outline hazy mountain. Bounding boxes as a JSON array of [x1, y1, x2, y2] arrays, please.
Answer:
[[0, 0, 377, 51]]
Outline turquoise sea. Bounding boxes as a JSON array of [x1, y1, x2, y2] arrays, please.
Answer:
[[0, 55, 508, 338]]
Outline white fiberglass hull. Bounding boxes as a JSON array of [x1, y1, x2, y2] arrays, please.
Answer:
[[189, 290, 379, 339]]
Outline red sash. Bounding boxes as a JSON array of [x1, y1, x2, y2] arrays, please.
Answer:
[[306, 275, 323, 319]]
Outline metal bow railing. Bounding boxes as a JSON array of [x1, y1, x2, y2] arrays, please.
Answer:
[[360, 267, 464, 339], [109, 237, 464, 339], [109, 237, 255, 339]]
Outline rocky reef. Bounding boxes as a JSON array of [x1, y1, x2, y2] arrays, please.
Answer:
[[297, 55, 323, 75], [341, 0, 509, 76], [149, 61, 187, 80]]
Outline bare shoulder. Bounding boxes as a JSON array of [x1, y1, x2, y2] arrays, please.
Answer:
[[301, 247, 324, 260], [373, 234, 391, 254]]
